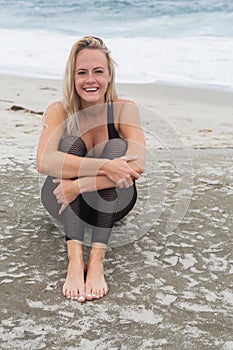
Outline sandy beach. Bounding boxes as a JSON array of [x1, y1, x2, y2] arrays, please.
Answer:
[[1, 74, 233, 349]]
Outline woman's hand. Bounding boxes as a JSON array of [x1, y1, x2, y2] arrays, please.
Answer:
[[102, 155, 140, 188], [53, 178, 80, 214]]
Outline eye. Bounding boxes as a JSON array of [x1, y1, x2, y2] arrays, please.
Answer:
[[77, 70, 86, 75], [95, 69, 104, 74]]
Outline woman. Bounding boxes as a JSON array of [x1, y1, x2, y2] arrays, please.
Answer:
[[36, 36, 146, 303]]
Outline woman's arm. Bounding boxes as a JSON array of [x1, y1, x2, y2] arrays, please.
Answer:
[[53, 175, 116, 214], [53, 100, 146, 214], [36, 102, 140, 181], [117, 100, 146, 173]]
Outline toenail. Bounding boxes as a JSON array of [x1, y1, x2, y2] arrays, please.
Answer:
[[78, 296, 85, 302]]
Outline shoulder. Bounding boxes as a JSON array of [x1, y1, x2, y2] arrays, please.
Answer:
[[112, 98, 137, 118], [44, 101, 67, 121], [42, 101, 67, 129], [113, 98, 138, 115], [113, 97, 138, 115], [45, 101, 66, 116], [113, 98, 135, 105], [113, 98, 141, 127]]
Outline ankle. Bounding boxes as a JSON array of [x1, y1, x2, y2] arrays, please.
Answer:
[[67, 240, 84, 262], [89, 247, 106, 266]]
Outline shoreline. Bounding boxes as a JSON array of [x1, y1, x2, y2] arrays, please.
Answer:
[[1, 72, 233, 105], [2, 70, 233, 94]]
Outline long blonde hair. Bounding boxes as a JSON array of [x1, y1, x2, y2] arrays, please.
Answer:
[[62, 36, 117, 135]]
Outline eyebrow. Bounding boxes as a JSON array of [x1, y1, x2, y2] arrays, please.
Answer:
[[75, 66, 105, 72]]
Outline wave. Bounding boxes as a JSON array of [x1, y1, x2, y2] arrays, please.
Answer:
[[1, 1, 233, 38], [0, 29, 233, 89]]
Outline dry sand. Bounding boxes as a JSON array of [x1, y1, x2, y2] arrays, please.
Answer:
[[0, 74, 233, 349]]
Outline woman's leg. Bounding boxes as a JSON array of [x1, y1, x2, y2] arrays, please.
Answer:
[[90, 138, 137, 245], [85, 138, 137, 299], [41, 136, 87, 302]]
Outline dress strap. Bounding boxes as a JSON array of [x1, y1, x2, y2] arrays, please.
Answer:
[[107, 102, 120, 139]]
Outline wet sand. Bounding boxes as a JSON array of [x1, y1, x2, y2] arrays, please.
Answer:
[[0, 75, 233, 349]]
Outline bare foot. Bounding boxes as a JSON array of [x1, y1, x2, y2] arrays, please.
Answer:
[[86, 245, 108, 300], [62, 240, 86, 303]]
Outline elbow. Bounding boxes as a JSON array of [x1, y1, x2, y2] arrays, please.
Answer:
[[36, 149, 44, 174], [36, 154, 49, 174], [36, 152, 60, 177], [36, 164, 44, 174], [36, 158, 45, 174]]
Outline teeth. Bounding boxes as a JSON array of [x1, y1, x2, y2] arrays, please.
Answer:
[[84, 88, 98, 92]]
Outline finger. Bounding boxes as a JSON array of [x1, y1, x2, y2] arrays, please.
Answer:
[[130, 169, 140, 180], [116, 180, 124, 189], [124, 175, 134, 186], [53, 187, 61, 196], [124, 181, 130, 188], [59, 202, 68, 215], [124, 179, 133, 188], [121, 155, 138, 162], [53, 178, 61, 184], [127, 178, 134, 187]]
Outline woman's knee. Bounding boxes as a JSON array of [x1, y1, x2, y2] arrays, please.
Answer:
[[59, 135, 87, 156], [102, 138, 128, 159]]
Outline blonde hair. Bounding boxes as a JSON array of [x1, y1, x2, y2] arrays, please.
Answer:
[[62, 36, 117, 135]]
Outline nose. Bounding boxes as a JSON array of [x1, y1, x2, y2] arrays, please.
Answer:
[[86, 71, 95, 82]]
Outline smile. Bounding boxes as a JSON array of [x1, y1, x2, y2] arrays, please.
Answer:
[[83, 87, 99, 93]]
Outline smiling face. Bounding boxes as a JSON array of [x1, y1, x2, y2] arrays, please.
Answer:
[[75, 48, 111, 109]]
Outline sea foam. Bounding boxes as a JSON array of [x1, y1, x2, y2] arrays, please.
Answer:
[[1, 28, 233, 90]]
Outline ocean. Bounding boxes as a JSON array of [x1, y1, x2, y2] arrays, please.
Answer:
[[0, 0, 233, 89]]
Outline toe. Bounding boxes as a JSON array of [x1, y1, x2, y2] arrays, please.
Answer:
[[78, 295, 85, 303], [78, 287, 86, 303], [92, 292, 97, 299], [92, 289, 99, 299], [86, 293, 93, 300], [95, 290, 100, 299], [70, 290, 76, 300], [72, 290, 80, 301], [86, 287, 93, 300]]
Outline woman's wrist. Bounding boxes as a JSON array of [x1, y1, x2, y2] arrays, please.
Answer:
[[76, 177, 92, 194], [73, 179, 81, 195], [98, 159, 111, 176]]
